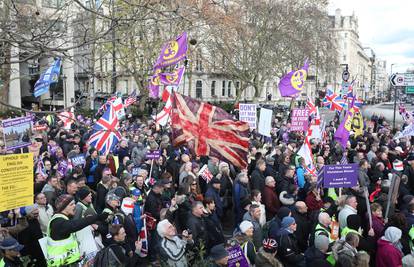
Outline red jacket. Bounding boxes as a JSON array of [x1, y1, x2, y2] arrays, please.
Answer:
[[376, 239, 402, 267], [305, 192, 324, 212], [263, 185, 281, 219]]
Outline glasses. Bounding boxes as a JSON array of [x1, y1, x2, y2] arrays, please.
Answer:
[[191, 183, 197, 186]]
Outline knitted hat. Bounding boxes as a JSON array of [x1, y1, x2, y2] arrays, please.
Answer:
[[209, 244, 229, 261], [281, 216, 296, 229], [55, 194, 74, 213], [77, 187, 91, 201], [239, 221, 253, 233], [131, 188, 141, 197], [0, 237, 24, 251], [240, 198, 252, 210], [262, 238, 278, 253]]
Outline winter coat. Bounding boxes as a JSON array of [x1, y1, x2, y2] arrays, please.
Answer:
[[233, 180, 250, 225], [292, 209, 311, 252], [243, 212, 263, 249], [251, 168, 265, 193], [276, 228, 305, 267], [205, 186, 223, 218], [263, 185, 281, 220], [186, 213, 207, 248], [144, 190, 163, 221], [255, 247, 283, 267], [371, 214, 385, 241], [204, 212, 225, 252], [37, 204, 53, 236], [338, 204, 357, 229], [305, 191, 324, 212], [233, 233, 256, 265], [376, 239, 403, 267], [304, 246, 331, 267], [159, 236, 189, 267]]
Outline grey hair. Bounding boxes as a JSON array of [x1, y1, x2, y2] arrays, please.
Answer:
[[156, 219, 172, 238]]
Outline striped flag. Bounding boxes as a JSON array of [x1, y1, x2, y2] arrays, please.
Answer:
[[340, 152, 348, 164], [316, 166, 324, 187], [124, 90, 137, 107]]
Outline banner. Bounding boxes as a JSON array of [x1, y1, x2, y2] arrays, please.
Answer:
[[239, 104, 257, 129], [394, 123, 414, 139], [258, 108, 272, 137], [153, 32, 188, 69], [158, 67, 185, 86], [146, 150, 161, 160], [290, 108, 310, 131], [323, 164, 358, 188], [227, 245, 249, 267], [2, 116, 32, 150], [0, 153, 33, 212], [278, 60, 309, 97]]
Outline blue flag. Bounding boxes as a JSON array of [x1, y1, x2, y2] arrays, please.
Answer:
[[34, 58, 62, 97]]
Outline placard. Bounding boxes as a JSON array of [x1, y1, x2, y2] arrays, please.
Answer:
[[323, 164, 358, 188], [239, 104, 256, 129], [227, 245, 249, 267], [69, 155, 86, 167], [2, 116, 32, 150], [146, 150, 161, 160], [0, 153, 33, 212], [290, 108, 309, 131], [258, 108, 273, 137]]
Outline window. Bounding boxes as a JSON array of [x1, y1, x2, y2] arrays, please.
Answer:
[[228, 81, 232, 97], [222, 80, 226, 96], [195, 54, 203, 72], [42, 0, 61, 8], [211, 81, 216, 96], [344, 33, 348, 38], [124, 80, 128, 93], [196, 80, 202, 99], [236, 81, 240, 90]]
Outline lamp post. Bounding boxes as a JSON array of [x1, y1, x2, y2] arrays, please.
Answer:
[[63, 75, 67, 109]]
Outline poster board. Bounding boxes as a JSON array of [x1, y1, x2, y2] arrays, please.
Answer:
[[290, 108, 309, 131], [2, 116, 32, 150], [239, 104, 257, 129], [258, 108, 273, 137], [0, 153, 33, 212]]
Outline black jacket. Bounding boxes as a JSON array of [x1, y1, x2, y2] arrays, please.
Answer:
[[251, 168, 265, 193], [186, 213, 207, 248], [292, 209, 311, 252], [276, 228, 305, 267], [144, 190, 163, 221], [204, 212, 225, 252], [304, 246, 331, 267], [49, 214, 98, 240]]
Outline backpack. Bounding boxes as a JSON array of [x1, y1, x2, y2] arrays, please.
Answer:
[[93, 244, 123, 267], [262, 218, 277, 239]]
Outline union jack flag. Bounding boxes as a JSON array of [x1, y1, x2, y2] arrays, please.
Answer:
[[88, 104, 121, 155], [323, 89, 345, 111], [58, 111, 75, 130], [124, 90, 137, 107], [171, 92, 250, 169], [306, 96, 317, 117]]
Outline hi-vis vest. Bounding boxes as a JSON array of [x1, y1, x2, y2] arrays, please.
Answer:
[[0, 258, 5, 267], [409, 226, 414, 250], [46, 214, 80, 266], [315, 223, 334, 243], [341, 227, 360, 239]]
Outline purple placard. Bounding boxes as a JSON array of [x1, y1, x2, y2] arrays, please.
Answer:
[[323, 164, 358, 188], [290, 108, 309, 131], [2, 116, 32, 150], [227, 245, 249, 267], [146, 150, 161, 160]]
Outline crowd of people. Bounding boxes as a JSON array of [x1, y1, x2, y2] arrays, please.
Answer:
[[0, 107, 414, 267]]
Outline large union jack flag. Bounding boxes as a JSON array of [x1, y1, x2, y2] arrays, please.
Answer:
[[323, 89, 345, 111], [88, 104, 122, 155], [171, 92, 250, 169]]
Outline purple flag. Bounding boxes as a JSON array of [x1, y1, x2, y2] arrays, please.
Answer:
[[153, 32, 188, 69], [159, 67, 185, 86], [334, 97, 356, 148], [149, 82, 160, 99], [278, 60, 309, 97]]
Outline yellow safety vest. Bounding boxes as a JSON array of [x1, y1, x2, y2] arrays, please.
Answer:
[[315, 223, 334, 243], [341, 227, 360, 239], [46, 214, 80, 266]]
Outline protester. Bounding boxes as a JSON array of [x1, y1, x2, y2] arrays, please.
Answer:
[[233, 220, 256, 265], [376, 226, 403, 267], [255, 238, 283, 267]]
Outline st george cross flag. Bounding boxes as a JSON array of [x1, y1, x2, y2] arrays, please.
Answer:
[[88, 104, 122, 155], [334, 97, 356, 148], [171, 92, 250, 169], [153, 86, 176, 126], [158, 67, 185, 86], [34, 58, 62, 97], [58, 111, 75, 130], [153, 32, 188, 70], [298, 128, 315, 171], [278, 60, 309, 97]]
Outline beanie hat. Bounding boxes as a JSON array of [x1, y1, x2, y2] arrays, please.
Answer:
[[131, 188, 141, 197], [77, 187, 91, 201], [209, 244, 229, 261], [281, 216, 296, 229], [239, 221, 253, 233], [105, 193, 120, 204], [347, 214, 361, 230], [262, 238, 278, 253], [55, 194, 74, 213], [315, 235, 330, 252], [240, 198, 252, 210]]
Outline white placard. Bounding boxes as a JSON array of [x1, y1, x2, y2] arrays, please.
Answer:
[[239, 104, 257, 129], [258, 108, 272, 137]]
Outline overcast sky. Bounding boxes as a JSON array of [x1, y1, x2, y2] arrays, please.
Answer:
[[328, 0, 414, 73]]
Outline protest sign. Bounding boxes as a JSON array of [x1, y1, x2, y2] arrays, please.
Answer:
[[146, 150, 161, 160], [290, 108, 309, 131], [2, 116, 32, 150], [0, 153, 33, 212], [258, 108, 273, 137], [239, 104, 257, 129], [394, 123, 414, 139], [198, 165, 213, 183], [324, 164, 358, 188], [227, 245, 249, 267], [69, 155, 86, 167]]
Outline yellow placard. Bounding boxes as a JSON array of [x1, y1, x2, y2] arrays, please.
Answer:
[[0, 153, 34, 212]]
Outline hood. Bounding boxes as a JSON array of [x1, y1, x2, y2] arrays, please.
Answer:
[[383, 226, 402, 244]]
